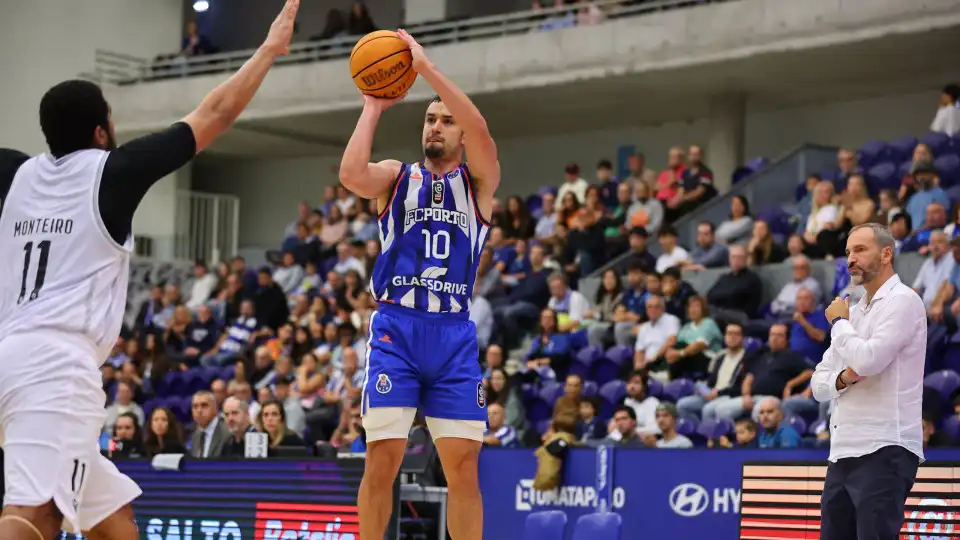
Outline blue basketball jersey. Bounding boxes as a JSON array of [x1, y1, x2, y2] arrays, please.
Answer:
[[370, 162, 490, 313]]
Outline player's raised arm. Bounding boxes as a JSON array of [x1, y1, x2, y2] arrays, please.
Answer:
[[182, 0, 300, 152], [396, 29, 500, 195], [338, 95, 404, 200]]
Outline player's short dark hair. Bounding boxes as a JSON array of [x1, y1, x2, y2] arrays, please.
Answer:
[[613, 405, 636, 420], [431, 95, 442, 103], [39, 80, 110, 158]]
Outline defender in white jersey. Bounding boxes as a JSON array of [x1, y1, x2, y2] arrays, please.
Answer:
[[0, 3, 300, 539]]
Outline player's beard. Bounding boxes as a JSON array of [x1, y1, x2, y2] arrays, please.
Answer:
[[849, 254, 880, 285], [424, 142, 444, 159]]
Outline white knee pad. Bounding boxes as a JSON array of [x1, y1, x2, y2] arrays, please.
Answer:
[[424, 417, 487, 442], [362, 407, 417, 442]]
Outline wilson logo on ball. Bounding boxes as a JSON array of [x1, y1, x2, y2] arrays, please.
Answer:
[[361, 60, 407, 87]]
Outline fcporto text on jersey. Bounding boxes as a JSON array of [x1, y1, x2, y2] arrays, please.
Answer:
[[404, 207, 469, 229], [12, 217, 74, 238]]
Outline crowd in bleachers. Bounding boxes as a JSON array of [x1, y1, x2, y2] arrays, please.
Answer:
[[98, 84, 960, 460]]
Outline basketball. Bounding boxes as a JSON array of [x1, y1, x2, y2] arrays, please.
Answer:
[[350, 30, 417, 99]]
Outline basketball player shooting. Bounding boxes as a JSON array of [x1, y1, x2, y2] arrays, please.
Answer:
[[339, 29, 500, 540], [0, 1, 299, 539]]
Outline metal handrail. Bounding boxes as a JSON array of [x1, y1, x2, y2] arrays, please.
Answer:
[[88, 0, 728, 84]]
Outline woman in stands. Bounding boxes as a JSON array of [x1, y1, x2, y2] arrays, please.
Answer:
[[503, 195, 536, 242], [747, 220, 788, 266], [111, 413, 146, 459], [258, 400, 306, 452], [584, 268, 624, 348], [558, 192, 582, 228], [900, 142, 935, 203], [522, 308, 573, 383], [144, 407, 187, 457], [663, 296, 723, 381], [802, 180, 839, 252], [486, 367, 528, 434], [164, 305, 194, 368], [715, 195, 753, 245], [815, 174, 877, 258]]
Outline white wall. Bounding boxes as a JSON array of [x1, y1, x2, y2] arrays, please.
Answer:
[[192, 88, 938, 249]]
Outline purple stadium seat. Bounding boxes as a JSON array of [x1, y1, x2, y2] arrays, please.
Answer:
[[743, 337, 764, 352], [947, 185, 960, 205], [943, 347, 960, 374], [857, 140, 888, 170], [865, 162, 898, 194], [898, 160, 913, 178], [537, 185, 558, 197], [598, 380, 627, 418], [942, 416, 960, 443], [540, 381, 564, 405], [592, 345, 632, 386], [143, 398, 162, 418], [887, 135, 918, 163], [832, 258, 850, 296], [527, 381, 560, 425], [808, 419, 827, 436], [647, 378, 663, 399], [746, 156, 769, 171], [185, 369, 209, 395], [172, 396, 192, 424], [756, 207, 791, 237], [697, 418, 735, 440], [784, 415, 807, 436], [535, 419, 552, 435], [662, 379, 694, 403], [524, 511, 568, 540], [526, 194, 543, 219], [923, 370, 960, 401], [935, 154, 960, 187], [582, 380, 598, 398], [568, 329, 589, 351], [675, 415, 698, 437], [572, 513, 621, 540], [219, 365, 236, 381], [574, 345, 603, 369], [921, 132, 951, 156], [162, 372, 187, 397]]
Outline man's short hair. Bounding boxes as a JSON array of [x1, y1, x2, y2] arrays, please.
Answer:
[[662, 267, 682, 280], [596, 159, 613, 170], [613, 405, 637, 420], [659, 225, 677, 238], [627, 261, 647, 273], [39, 80, 110, 158], [547, 271, 567, 285], [223, 396, 249, 414], [698, 221, 716, 233], [735, 418, 757, 433]]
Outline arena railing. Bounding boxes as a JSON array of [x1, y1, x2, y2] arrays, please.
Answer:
[[85, 0, 732, 85]]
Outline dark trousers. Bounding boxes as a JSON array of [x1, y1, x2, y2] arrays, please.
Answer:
[[820, 445, 919, 540]]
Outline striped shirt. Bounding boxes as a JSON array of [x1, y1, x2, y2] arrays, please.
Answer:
[[485, 425, 519, 448]]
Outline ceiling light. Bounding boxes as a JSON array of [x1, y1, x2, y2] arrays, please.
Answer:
[[193, 0, 209, 12]]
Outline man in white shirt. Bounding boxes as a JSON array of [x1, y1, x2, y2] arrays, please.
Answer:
[[555, 162, 589, 210], [546, 272, 589, 332], [770, 255, 822, 317], [633, 295, 681, 374], [930, 83, 960, 136], [186, 261, 219, 310], [912, 230, 954, 309], [606, 371, 661, 443], [813, 223, 924, 540], [655, 226, 691, 273]]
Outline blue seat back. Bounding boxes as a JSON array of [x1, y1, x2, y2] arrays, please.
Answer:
[[524, 511, 568, 540]]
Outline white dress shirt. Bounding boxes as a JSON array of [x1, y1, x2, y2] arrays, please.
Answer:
[[634, 313, 681, 360], [811, 274, 925, 463]]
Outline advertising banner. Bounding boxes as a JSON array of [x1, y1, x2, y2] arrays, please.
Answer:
[[479, 448, 960, 540]]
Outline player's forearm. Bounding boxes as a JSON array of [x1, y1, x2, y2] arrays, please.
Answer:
[[417, 61, 490, 137], [339, 107, 381, 183], [187, 47, 279, 150]]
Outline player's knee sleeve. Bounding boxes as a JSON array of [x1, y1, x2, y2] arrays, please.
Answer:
[[0, 515, 45, 540], [424, 417, 486, 442], [362, 407, 416, 442]]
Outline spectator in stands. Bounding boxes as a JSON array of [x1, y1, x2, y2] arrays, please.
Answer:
[[576, 0, 605, 25], [283, 222, 318, 266], [492, 244, 551, 348], [190, 391, 230, 458], [186, 261, 219, 310], [833, 149, 860, 187], [231, 256, 260, 297], [152, 284, 181, 331], [786, 234, 805, 259], [571, 191, 608, 275], [803, 180, 839, 251], [633, 295, 681, 374], [709, 418, 758, 449], [136, 285, 164, 333], [795, 175, 821, 231], [483, 403, 520, 448], [687, 221, 728, 270], [605, 405, 643, 447], [164, 305, 193, 366], [503, 195, 535, 242], [665, 145, 715, 222], [535, 192, 558, 243], [211, 378, 227, 409], [284, 201, 312, 239], [878, 189, 902, 225], [816, 174, 877, 257], [913, 230, 955, 309], [662, 296, 722, 380], [118, 360, 146, 403], [614, 227, 655, 274], [482, 346, 504, 381], [272, 252, 304, 295], [556, 163, 589, 209], [183, 305, 220, 365], [180, 20, 213, 58], [612, 262, 648, 346], [677, 322, 747, 419], [502, 239, 532, 288], [788, 287, 830, 363], [202, 299, 258, 367], [212, 272, 245, 324], [595, 159, 619, 209], [257, 400, 306, 453], [661, 267, 696, 321], [614, 371, 660, 438], [110, 412, 144, 459], [931, 83, 960, 136], [626, 151, 657, 192], [539, 0, 576, 30], [716, 195, 753, 246], [347, 1, 377, 34], [106, 337, 131, 369], [557, 193, 582, 231], [889, 212, 912, 253], [655, 146, 686, 204], [770, 255, 822, 318], [651, 403, 693, 448], [254, 268, 290, 332], [273, 376, 305, 437], [475, 246, 505, 300], [707, 324, 810, 422], [522, 308, 571, 381], [585, 269, 624, 347], [655, 225, 690, 273], [487, 367, 527, 432], [103, 381, 144, 434], [746, 220, 787, 266], [471, 292, 494, 351], [627, 182, 663, 235], [707, 245, 762, 326], [547, 272, 588, 332], [905, 161, 949, 232], [144, 407, 186, 457], [220, 397, 256, 457], [922, 412, 952, 448], [904, 202, 949, 254], [603, 183, 634, 256], [756, 397, 801, 449]]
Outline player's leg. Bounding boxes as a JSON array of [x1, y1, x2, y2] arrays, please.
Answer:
[[0, 503, 62, 540], [83, 505, 137, 540], [75, 453, 142, 540], [424, 419, 485, 540], [358, 407, 416, 540]]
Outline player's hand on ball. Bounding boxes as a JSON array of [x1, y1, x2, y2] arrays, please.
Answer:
[[396, 29, 428, 69], [825, 296, 849, 324], [264, 0, 300, 56], [361, 92, 406, 113]]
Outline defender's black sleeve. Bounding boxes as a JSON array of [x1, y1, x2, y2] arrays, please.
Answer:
[[98, 122, 197, 245], [0, 149, 30, 211]]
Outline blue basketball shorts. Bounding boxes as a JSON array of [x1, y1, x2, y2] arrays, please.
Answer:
[[362, 302, 487, 422]]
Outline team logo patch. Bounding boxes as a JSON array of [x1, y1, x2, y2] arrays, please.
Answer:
[[376, 373, 392, 394], [432, 180, 444, 204], [477, 382, 485, 408]]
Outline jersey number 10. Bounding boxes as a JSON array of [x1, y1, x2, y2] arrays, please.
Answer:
[[421, 230, 451, 260], [18, 240, 51, 304]]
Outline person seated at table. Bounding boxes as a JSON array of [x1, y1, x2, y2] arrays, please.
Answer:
[[256, 399, 306, 455]]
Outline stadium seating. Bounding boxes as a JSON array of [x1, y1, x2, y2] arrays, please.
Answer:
[[572, 512, 622, 540], [523, 511, 568, 540]]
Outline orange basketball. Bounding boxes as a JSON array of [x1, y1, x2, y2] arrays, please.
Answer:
[[350, 30, 417, 99]]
